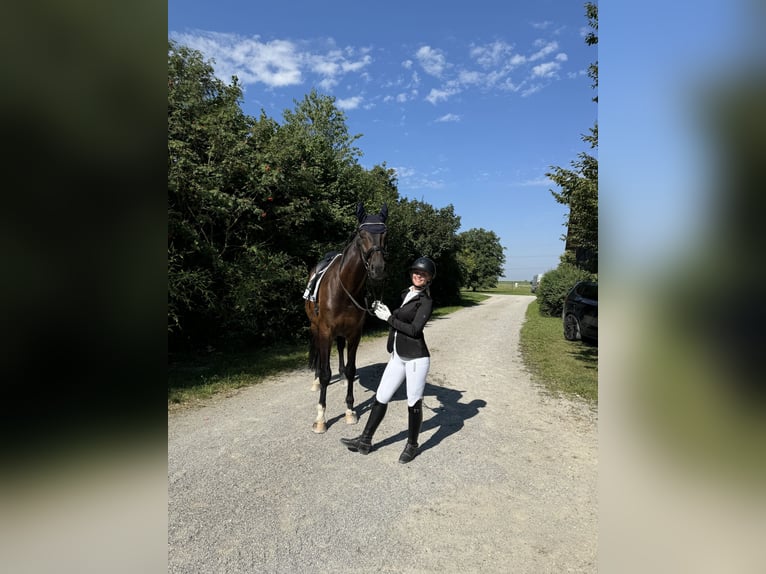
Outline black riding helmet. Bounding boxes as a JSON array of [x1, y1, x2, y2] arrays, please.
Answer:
[[410, 256, 436, 280]]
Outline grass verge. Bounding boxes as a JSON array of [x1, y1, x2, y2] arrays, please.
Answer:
[[518, 298, 598, 404], [168, 343, 309, 409]]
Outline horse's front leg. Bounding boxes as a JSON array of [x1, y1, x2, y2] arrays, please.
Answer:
[[313, 343, 332, 434], [342, 335, 360, 425]]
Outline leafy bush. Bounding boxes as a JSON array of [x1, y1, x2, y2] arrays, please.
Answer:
[[536, 263, 596, 317]]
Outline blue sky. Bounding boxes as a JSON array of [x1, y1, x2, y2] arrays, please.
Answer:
[[600, 1, 755, 277], [169, 1, 597, 280]]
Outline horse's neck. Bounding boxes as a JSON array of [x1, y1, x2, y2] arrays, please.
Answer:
[[339, 242, 367, 293]]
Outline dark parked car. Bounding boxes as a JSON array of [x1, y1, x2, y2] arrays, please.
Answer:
[[562, 281, 598, 342]]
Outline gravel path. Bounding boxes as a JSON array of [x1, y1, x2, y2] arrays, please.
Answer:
[[168, 294, 598, 573]]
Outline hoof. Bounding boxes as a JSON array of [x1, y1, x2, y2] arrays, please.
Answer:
[[310, 382, 320, 392], [344, 410, 358, 425], [312, 421, 327, 434]]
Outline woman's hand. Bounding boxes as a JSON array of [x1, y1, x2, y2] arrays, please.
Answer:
[[373, 301, 391, 321]]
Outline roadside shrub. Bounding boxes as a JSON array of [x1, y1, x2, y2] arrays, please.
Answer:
[[536, 263, 596, 317]]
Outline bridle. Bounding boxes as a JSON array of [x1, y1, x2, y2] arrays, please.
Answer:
[[337, 222, 387, 315], [357, 221, 388, 271]]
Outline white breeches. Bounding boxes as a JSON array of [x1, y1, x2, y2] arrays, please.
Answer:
[[375, 351, 430, 406]]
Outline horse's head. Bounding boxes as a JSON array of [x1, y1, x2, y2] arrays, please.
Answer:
[[356, 202, 388, 283]]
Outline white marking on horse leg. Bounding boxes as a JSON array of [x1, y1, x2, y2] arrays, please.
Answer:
[[311, 376, 320, 391], [344, 408, 358, 425], [312, 404, 327, 433]]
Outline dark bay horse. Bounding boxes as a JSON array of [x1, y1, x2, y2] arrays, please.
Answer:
[[305, 203, 388, 433]]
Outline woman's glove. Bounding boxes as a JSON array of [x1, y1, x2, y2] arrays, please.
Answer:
[[373, 301, 391, 321]]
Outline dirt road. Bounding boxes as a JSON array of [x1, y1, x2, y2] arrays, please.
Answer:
[[168, 294, 598, 573]]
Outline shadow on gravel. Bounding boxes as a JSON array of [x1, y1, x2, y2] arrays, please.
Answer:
[[345, 365, 486, 455]]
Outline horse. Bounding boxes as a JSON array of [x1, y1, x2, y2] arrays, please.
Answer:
[[305, 202, 388, 433]]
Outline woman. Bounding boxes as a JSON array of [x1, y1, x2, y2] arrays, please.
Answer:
[[340, 256, 436, 464]]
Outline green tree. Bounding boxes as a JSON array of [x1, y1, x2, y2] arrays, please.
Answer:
[[168, 40, 469, 350], [168, 40, 262, 340], [457, 228, 506, 291], [546, 2, 598, 273], [168, 42, 403, 349], [585, 1, 598, 101], [382, 198, 462, 305], [536, 263, 595, 317]]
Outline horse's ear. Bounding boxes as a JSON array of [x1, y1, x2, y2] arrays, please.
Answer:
[[379, 203, 388, 222], [356, 202, 366, 223]]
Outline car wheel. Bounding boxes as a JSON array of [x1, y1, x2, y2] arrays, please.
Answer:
[[564, 313, 581, 341]]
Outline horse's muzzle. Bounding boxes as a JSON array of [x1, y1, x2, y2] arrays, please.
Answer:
[[367, 253, 386, 282], [368, 264, 386, 282]]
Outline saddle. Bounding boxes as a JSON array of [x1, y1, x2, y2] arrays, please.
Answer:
[[303, 252, 340, 303]]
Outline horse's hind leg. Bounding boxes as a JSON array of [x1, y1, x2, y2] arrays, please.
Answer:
[[311, 366, 321, 392], [309, 321, 321, 391]]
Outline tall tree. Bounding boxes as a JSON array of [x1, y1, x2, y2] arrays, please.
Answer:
[[167, 41, 468, 350], [383, 198, 463, 305], [457, 228, 506, 291], [546, 3, 598, 273], [168, 40, 262, 338]]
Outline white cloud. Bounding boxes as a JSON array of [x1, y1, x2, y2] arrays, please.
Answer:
[[318, 77, 338, 90], [470, 41, 513, 68], [170, 28, 576, 106], [531, 61, 560, 78], [392, 166, 415, 178], [415, 45, 447, 77], [529, 40, 559, 61], [510, 54, 526, 66], [307, 49, 372, 81], [497, 77, 521, 92], [425, 87, 459, 104], [417, 177, 445, 190], [169, 31, 372, 89], [392, 165, 447, 190], [341, 54, 372, 72], [309, 52, 341, 76], [435, 113, 460, 123], [172, 32, 303, 86], [336, 96, 363, 110], [531, 20, 553, 30], [521, 83, 543, 97], [457, 70, 483, 85]]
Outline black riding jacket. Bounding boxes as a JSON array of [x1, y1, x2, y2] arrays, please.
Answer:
[[385, 287, 433, 359]]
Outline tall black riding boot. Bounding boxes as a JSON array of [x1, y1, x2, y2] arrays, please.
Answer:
[[399, 399, 423, 464], [340, 399, 387, 454]]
